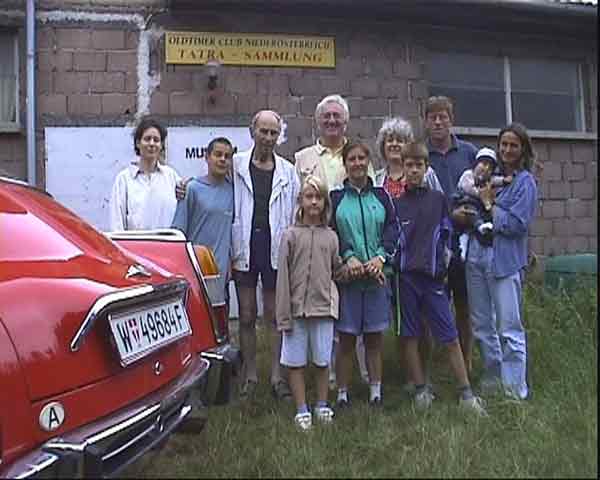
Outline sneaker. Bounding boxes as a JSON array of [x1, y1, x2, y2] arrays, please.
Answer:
[[414, 389, 435, 410], [271, 380, 293, 401], [294, 412, 312, 431], [239, 379, 258, 401], [404, 381, 434, 397], [459, 395, 489, 417], [313, 405, 335, 424]]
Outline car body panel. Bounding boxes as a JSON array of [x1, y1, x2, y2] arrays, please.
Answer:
[[112, 238, 218, 355], [0, 178, 219, 475], [0, 322, 35, 468]]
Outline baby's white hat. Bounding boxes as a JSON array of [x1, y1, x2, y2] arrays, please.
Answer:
[[475, 147, 497, 168]]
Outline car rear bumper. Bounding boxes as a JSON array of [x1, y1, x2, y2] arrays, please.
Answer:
[[200, 343, 241, 405], [3, 355, 210, 479]]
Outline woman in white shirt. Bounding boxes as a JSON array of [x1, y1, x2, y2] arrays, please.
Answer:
[[109, 117, 180, 231]]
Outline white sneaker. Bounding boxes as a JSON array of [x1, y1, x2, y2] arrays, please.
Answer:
[[294, 412, 312, 431], [313, 405, 335, 424], [459, 395, 488, 417], [414, 389, 435, 410]]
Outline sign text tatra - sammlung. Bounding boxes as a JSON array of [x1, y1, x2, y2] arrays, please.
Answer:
[[165, 32, 335, 68]]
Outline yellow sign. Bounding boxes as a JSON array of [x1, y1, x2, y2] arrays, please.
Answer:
[[165, 32, 335, 68]]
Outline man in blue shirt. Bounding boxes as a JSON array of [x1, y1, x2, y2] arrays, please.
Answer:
[[172, 137, 234, 300], [424, 95, 477, 374]]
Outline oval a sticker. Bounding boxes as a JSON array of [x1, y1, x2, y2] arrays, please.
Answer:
[[39, 402, 65, 432]]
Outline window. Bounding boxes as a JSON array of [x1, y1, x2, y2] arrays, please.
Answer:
[[0, 31, 18, 127], [428, 51, 585, 132]]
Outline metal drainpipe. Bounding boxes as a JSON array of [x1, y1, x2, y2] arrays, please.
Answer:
[[26, 0, 36, 186]]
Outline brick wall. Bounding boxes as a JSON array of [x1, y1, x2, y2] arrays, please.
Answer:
[[37, 24, 139, 119], [149, 22, 423, 162], [0, 5, 596, 257], [535, 140, 598, 255]]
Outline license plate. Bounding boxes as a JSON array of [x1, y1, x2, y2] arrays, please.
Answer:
[[109, 298, 191, 366]]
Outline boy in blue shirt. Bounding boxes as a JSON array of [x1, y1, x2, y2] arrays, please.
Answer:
[[172, 137, 235, 302], [393, 141, 487, 415]]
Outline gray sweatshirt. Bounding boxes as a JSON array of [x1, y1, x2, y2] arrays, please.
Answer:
[[275, 223, 344, 331]]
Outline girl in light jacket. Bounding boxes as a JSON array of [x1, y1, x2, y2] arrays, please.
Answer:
[[276, 175, 345, 431]]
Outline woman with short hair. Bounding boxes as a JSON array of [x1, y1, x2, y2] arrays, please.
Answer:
[[374, 116, 442, 194], [109, 116, 180, 231]]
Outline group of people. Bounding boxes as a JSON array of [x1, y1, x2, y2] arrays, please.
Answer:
[[108, 94, 538, 430]]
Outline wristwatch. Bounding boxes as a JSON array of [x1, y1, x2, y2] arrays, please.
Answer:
[[377, 255, 386, 264]]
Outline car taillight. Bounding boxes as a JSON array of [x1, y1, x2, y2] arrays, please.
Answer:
[[186, 243, 228, 344]]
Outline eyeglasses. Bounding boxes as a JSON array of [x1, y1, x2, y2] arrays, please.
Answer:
[[426, 112, 451, 123]]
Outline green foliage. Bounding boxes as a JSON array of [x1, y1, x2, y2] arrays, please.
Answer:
[[127, 282, 597, 478]]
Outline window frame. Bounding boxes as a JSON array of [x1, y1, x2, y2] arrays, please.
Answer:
[[0, 31, 20, 132], [428, 52, 594, 140]]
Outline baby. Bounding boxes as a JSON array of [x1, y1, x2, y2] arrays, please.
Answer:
[[452, 147, 512, 260]]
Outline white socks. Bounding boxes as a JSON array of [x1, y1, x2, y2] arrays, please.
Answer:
[[369, 382, 382, 402]]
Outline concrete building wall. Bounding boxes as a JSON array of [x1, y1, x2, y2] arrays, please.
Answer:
[[0, 3, 597, 257]]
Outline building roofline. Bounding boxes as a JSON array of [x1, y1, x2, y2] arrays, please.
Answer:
[[169, 0, 597, 16], [168, 0, 597, 37]]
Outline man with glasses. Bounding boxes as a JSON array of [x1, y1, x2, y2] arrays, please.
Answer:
[[423, 95, 478, 375]]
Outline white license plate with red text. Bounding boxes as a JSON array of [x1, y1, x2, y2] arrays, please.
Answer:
[[109, 298, 191, 366]]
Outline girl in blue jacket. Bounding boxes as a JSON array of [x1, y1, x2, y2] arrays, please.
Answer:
[[330, 141, 398, 407]]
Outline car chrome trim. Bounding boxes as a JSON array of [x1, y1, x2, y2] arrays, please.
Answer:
[[3, 356, 210, 479], [185, 242, 226, 344], [200, 344, 242, 406], [70, 280, 189, 352], [0, 175, 53, 197], [106, 229, 187, 242], [125, 264, 152, 279], [12, 452, 60, 479]]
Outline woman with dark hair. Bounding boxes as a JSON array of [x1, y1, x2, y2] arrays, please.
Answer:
[[330, 140, 398, 407], [464, 122, 538, 400], [109, 116, 181, 231]]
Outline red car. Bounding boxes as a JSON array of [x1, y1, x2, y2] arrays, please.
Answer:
[[0, 177, 238, 478]]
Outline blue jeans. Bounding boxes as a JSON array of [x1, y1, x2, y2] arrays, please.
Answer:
[[466, 238, 528, 399]]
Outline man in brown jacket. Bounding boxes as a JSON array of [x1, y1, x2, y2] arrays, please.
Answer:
[[294, 94, 350, 191], [294, 94, 371, 387]]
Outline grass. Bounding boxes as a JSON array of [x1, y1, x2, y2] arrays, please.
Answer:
[[126, 279, 597, 478]]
